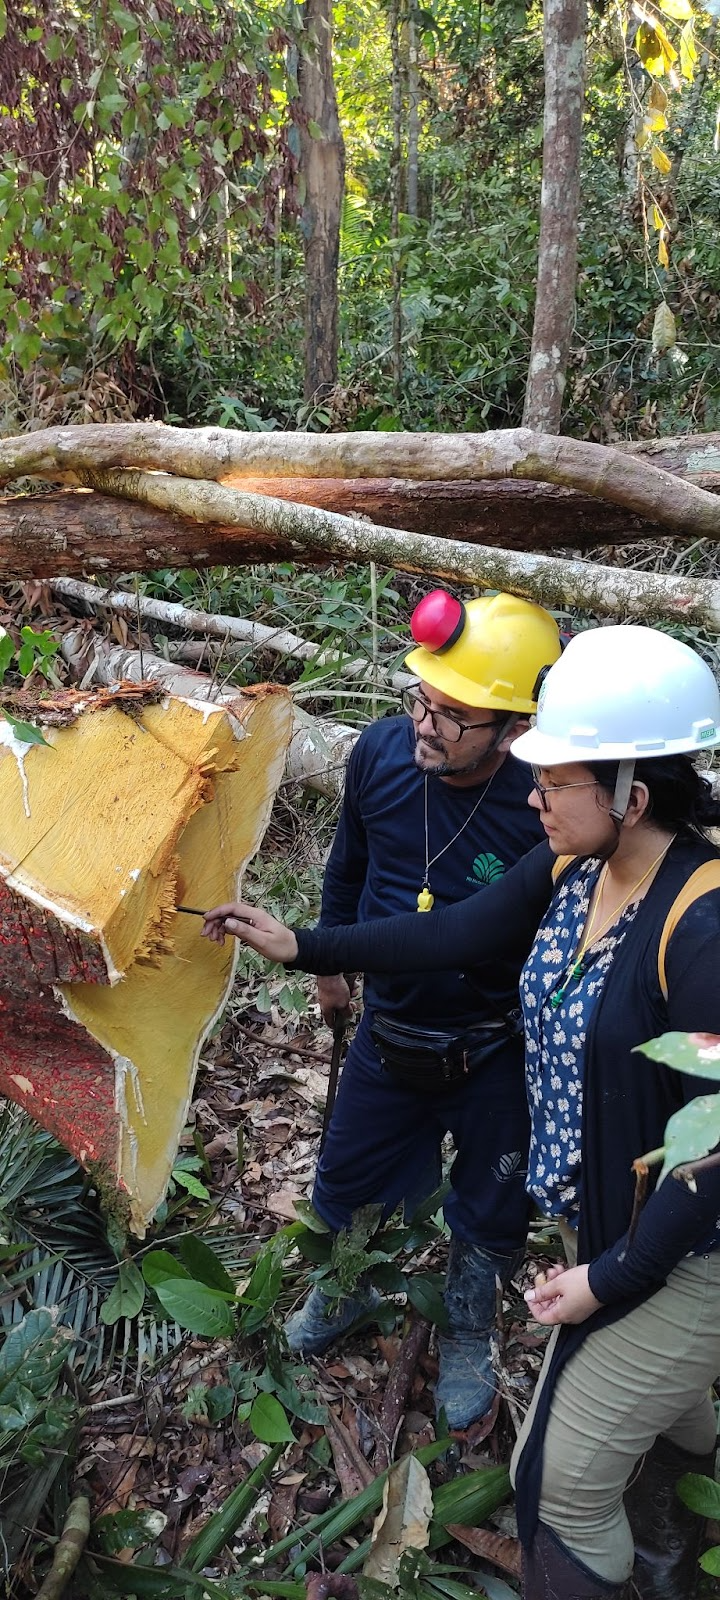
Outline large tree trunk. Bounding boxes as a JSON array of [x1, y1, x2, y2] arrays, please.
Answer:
[[0, 681, 292, 1234], [4, 475, 720, 575], [406, 4, 420, 218], [3, 421, 719, 492], [68, 466, 720, 630], [390, 0, 404, 399], [522, 0, 587, 431], [298, 0, 345, 403]]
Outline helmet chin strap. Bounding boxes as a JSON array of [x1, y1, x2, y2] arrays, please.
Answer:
[[609, 759, 636, 825]]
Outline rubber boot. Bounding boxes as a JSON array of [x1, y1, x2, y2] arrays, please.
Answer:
[[624, 1435, 717, 1599], [522, 1522, 631, 1599], [285, 1281, 381, 1355], [435, 1237, 523, 1429]]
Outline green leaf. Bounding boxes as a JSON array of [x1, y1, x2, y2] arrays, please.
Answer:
[[205, 1384, 235, 1422], [292, 1198, 331, 1233], [94, 1507, 168, 1555], [700, 1546, 720, 1576], [307, 119, 323, 139], [100, 1260, 146, 1325], [407, 1274, 449, 1332], [2, 711, 50, 747], [658, 1094, 720, 1183], [636, 1032, 720, 1082], [178, 1234, 235, 1293], [154, 1279, 235, 1338], [249, 1392, 295, 1444], [172, 1168, 210, 1199], [142, 1250, 191, 1287], [0, 634, 14, 682], [240, 1235, 287, 1335], [677, 1471, 720, 1518]]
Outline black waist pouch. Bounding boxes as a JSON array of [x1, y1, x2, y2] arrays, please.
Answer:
[[370, 1011, 520, 1091]]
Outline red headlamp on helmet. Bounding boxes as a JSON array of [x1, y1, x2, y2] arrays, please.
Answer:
[[410, 590, 466, 655]]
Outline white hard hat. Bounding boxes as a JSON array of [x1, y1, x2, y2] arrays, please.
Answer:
[[512, 625, 720, 767]]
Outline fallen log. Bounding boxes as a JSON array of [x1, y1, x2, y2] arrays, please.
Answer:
[[0, 426, 720, 561], [2, 480, 719, 573], [0, 680, 292, 1233], [76, 469, 720, 631], [59, 630, 359, 799], [47, 575, 414, 689]]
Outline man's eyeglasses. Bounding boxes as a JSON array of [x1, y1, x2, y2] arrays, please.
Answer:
[[401, 688, 500, 744], [531, 767, 600, 813]]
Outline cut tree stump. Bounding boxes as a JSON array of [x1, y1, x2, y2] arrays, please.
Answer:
[[0, 682, 292, 1233]]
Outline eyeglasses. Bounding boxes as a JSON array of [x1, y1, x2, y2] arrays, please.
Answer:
[[401, 688, 500, 744], [531, 767, 600, 813]]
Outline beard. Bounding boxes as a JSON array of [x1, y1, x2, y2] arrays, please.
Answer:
[[413, 733, 495, 780]]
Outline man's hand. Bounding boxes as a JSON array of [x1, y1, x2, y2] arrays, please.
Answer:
[[524, 1264, 603, 1326], [202, 902, 299, 965], [317, 973, 357, 1029]]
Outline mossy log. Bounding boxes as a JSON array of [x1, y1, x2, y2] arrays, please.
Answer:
[[0, 683, 292, 1233]]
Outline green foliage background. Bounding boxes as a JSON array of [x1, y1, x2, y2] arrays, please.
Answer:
[[0, 0, 718, 439]]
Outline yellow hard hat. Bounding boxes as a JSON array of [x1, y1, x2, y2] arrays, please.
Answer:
[[404, 590, 562, 713]]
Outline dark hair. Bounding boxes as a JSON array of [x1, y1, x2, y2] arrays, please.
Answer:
[[587, 754, 720, 841]]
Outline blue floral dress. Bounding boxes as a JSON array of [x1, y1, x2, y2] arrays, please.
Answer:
[[521, 859, 641, 1225]]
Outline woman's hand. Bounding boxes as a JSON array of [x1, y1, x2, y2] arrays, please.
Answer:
[[202, 902, 299, 965], [524, 1264, 603, 1326]]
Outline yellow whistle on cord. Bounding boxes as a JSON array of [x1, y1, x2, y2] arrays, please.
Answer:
[[417, 887, 435, 912]]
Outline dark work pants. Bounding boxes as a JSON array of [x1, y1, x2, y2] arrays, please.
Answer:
[[313, 1009, 531, 1254]]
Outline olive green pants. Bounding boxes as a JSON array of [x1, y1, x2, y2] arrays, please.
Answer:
[[511, 1253, 720, 1584]]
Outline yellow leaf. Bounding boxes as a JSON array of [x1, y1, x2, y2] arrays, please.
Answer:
[[636, 123, 652, 148], [636, 22, 664, 72], [652, 204, 666, 230], [651, 145, 672, 172], [653, 301, 676, 350], [657, 0, 693, 17], [658, 234, 670, 267], [680, 19, 698, 79], [648, 81, 669, 111], [644, 108, 668, 132]]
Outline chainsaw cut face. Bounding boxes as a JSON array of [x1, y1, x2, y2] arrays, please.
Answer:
[[0, 685, 292, 1233]]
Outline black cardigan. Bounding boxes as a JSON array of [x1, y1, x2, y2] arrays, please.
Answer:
[[293, 836, 720, 1539]]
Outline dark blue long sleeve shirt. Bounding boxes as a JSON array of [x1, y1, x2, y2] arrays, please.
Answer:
[[318, 715, 546, 1029]]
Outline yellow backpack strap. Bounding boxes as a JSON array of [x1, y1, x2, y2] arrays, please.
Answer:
[[658, 861, 720, 1000], [552, 854, 577, 885]]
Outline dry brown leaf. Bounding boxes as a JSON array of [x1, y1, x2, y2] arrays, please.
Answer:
[[446, 1523, 522, 1577], [363, 1454, 433, 1587]]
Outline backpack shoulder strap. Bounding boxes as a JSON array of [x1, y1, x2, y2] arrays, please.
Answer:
[[551, 854, 577, 885], [658, 861, 720, 1000]]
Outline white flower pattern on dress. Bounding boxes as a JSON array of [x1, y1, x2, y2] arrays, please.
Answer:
[[521, 858, 639, 1223]]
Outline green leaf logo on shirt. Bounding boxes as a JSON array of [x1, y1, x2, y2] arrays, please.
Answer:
[[471, 851, 506, 884]]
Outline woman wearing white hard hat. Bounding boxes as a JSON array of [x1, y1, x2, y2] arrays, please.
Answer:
[[203, 624, 720, 1600]]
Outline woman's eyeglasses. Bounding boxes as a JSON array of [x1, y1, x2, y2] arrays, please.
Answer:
[[401, 688, 499, 744], [531, 767, 600, 812]]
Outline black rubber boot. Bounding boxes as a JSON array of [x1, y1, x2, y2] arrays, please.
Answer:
[[435, 1237, 523, 1428], [624, 1435, 717, 1599], [522, 1522, 631, 1599]]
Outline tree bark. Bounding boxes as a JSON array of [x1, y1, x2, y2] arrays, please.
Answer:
[[75, 466, 720, 630], [390, 0, 404, 400], [298, 0, 345, 403], [2, 421, 720, 489], [1, 470, 719, 576], [48, 575, 414, 687], [406, 4, 420, 218], [522, 0, 587, 431]]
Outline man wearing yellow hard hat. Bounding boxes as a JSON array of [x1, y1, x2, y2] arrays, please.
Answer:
[[286, 588, 562, 1428]]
